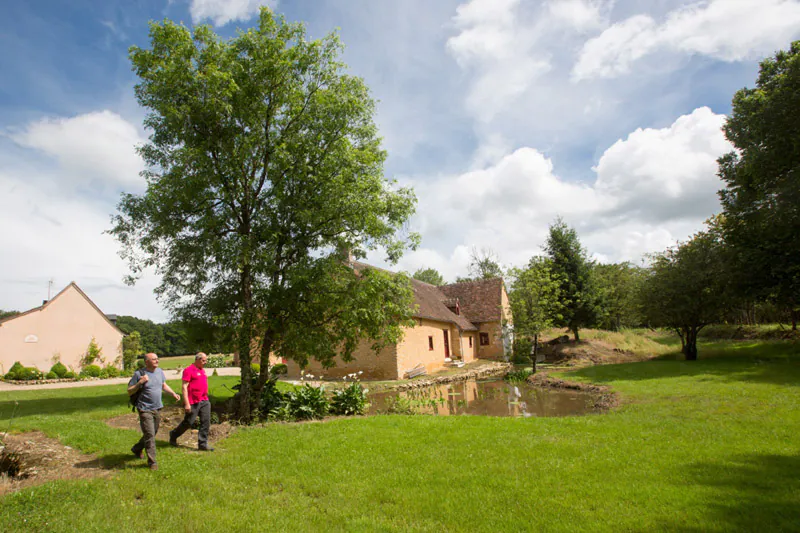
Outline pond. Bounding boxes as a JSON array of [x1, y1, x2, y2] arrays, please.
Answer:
[[368, 379, 596, 417]]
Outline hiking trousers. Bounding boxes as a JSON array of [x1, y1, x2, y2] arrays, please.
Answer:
[[170, 400, 211, 449], [132, 408, 161, 466]]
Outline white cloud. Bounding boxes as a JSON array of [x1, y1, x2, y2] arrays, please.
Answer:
[[189, 0, 278, 26], [573, 0, 800, 80], [546, 0, 608, 32], [7, 110, 146, 191], [398, 106, 731, 278]]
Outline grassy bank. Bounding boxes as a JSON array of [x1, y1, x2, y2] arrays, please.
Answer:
[[0, 339, 798, 532]]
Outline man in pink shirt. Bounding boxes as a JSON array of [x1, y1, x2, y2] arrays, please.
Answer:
[[169, 352, 213, 451]]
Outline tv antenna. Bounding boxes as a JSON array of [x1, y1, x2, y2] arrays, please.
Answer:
[[47, 278, 54, 300]]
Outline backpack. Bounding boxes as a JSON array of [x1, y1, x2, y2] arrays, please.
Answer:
[[128, 368, 145, 412]]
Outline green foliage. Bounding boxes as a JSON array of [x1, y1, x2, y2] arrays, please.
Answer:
[[507, 256, 562, 360], [80, 365, 102, 378], [104, 366, 121, 378], [82, 337, 103, 367], [330, 381, 369, 416], [0, 309, 19, 320], [462, 247, 503, 281], [251, 364, 260, 376], [50, 362, 68, 378], [45, 371, 58, 380], [136, 359, 145, 370], [111, 8, 419, 419], [63, 371, 76, 379], [122, 331, 143, 371], [504, 369, 533, 383], [270, 363, 288, 376], [640, 231, 732, 360], [5, 361, 24, 379], [260, 377, 287, 418], [383, 395, 416, 415], [412, 267, 445, 286], [511, 338, 533, 364], [99, 367, 109, 379], [593, 262, 645, 330], [206, 354, 227, 368], [544, 218, 600, 341], [718, 41, 800, 326], [285, 384, 329, 420], [8, 367, 44, 381]]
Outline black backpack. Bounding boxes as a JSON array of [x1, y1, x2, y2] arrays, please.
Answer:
[[128, 368, 145, 412]]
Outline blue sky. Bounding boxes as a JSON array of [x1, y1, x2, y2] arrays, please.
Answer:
[[1, 0, 799, 320]]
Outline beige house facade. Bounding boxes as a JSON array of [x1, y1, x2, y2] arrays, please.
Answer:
[[0, 283, 124, 374], [283, 264, 512, 380]]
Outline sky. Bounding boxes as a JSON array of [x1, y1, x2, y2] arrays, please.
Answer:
[[1, 0, 799, 321]]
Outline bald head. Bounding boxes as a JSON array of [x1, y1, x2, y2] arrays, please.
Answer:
[[194, 352, 208, 369], [144, 352, 159, 370]]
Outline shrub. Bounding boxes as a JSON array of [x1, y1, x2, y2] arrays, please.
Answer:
[[16, 367, 43, 381], [285, 384, 329, 420], [206, 354, 226, 368], [136, 359, 145, 369], [82, 337, 103, 367], [330, 381, 369, 416], [384, 395, 416, 415], [50, 362, 68, 378], [260, 377, 287, 418], [99, 367, 110, 379], [270, 363, 288, 376], [105, 366, 120, 378], [504, 369, 533, 383], [63, 371, 76, 379], [80, 365, 102, 378], [5, 361, 24, 379], [45, 371, 58, 380]]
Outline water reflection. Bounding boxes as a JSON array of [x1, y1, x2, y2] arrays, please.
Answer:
[[369, 379, 595, 417]]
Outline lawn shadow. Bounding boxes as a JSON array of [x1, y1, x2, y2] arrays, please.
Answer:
[[0, 392, 127, 420], [662, 453, 800, 532]]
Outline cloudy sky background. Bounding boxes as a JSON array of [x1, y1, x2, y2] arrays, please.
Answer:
[[2, 0, 799, 320]]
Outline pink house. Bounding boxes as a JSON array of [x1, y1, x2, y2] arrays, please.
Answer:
[[0, 282, 124, 374]]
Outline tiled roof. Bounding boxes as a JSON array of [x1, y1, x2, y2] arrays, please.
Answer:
[[439, 278, 504, 323], [351, 261, 505, 331]]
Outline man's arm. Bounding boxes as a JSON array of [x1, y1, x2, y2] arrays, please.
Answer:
[[127, 372, 147, 396], [162, 380, 181, 402], [182, 381, 191, 412]]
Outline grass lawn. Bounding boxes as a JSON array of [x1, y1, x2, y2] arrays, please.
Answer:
[[153, 355, 195, 370], [1, 339, 799, 532]]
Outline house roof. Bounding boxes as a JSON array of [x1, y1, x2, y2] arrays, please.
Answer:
[[351, 261, 506, 331], [0, 282, 124, 334], [439, 278, 504, 324]]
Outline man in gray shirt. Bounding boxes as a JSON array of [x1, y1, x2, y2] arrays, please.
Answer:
[[128, 352, 181, 470]]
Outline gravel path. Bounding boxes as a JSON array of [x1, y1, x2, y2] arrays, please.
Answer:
[[0, 367, 242, 392]]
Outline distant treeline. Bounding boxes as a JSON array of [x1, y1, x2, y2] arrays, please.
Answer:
[[115, 316, 233, 357]]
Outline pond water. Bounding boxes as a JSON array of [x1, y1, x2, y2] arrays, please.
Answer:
[[368, 379, 595, 417]]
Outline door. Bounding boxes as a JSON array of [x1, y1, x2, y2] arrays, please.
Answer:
[[443, 329, 450, 358]]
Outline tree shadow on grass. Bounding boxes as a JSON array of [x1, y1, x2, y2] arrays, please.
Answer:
[[663, 453, 800, 532], [0, 393, 127, 421]]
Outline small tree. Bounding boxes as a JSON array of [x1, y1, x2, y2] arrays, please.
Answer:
[[544, 218, 599, 341], [82, 337, 103, 367], [507, 257, 562, 370], [594, 262, 645, 331], [122, 331, 143, 371], [412, 267, 445, 286], [640, 231, 730, 360]]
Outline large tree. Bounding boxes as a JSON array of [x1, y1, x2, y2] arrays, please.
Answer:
[[639, 231, 731, 360], [112, 9, 418, 420], [718, 41, 800, 329], [544, 219, 599, 341], [594, 262, 645, 331], [507, 257, 562, 369], [412, 267, 445, 286]]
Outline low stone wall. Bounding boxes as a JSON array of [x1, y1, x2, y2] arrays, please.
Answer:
[[394, 361, 511, 391]]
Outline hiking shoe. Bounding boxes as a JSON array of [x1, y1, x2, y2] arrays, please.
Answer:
[[149, 463, 158, 471], [169, 438, 179, 447], [131, 447, 142, 459], [198, 446, 215, 452]]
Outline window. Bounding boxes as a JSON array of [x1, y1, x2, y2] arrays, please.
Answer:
[[428, 336, 434, 351], [468, 336, 473, 348], [480, 332, 490, 346]]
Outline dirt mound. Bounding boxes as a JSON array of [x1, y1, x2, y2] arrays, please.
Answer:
[[106, 406, 235, 448], [0, 432, 112, 495], [543, 339, 647, 366]]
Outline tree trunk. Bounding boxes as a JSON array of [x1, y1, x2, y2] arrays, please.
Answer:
[[236, 264, 254, 423], [530, 333, 538, 374], [791, 309, 798, 331], [256, 332, 273, 391], [572, 327, 580, 342], [682, 326, 698, 361]]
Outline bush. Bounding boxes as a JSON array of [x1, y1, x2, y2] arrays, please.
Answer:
[[16, 367, 43, 381], [99, 367, 110, 379], [5, 361, 24, 379], [105, 366, 120, 378], [504, 369, 533, 383], [511, 338, 533, 364], [63, 371, 76, 379], [270, 363, 288, 376], [50, 362, 68, 378], [45, 371, 58, 380], [285, 384, 329, 420], [260, 377, 287, 418], [330, 382, 369, 416], [136, 359, 145, 369], [80, 365, 102, 378], [206, 354, 226, 368]]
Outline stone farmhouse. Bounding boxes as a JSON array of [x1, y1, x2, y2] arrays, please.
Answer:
[[0, 282, 123, 374], [282, 262, 512, 380]]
